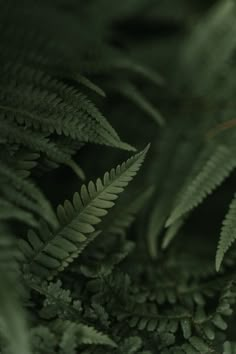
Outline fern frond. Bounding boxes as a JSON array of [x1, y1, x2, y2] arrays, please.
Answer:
[[0, 82, 134, 151], [216, 193, 236, 271], [19, 146, 149, 279], [0, 64, 134, 151], [166, 145, 236, 227]]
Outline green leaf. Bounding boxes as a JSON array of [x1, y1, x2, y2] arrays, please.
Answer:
[[19, 146, 149, 279]]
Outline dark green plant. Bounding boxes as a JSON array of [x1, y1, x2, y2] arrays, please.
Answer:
[[1, 0, 236, 353]]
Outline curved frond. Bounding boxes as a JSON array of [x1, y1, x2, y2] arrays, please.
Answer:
[[19, 146, 149, 279], [0, 66, 134, 151]]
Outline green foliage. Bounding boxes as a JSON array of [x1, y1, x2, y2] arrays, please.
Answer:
[[1, 0, 236, 353], [0, 233, 30, 354], [19, 146, 148, 279]]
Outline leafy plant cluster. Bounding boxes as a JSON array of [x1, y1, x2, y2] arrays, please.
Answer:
[[1, 0, 236, 353]]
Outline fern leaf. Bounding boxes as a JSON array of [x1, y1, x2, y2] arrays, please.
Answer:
[[166, 145, 236, 227], [0, 66, 134, 151], [19, 146, 149, 279], [216, 193, 236, 271], [0, 95, 133, 152]]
